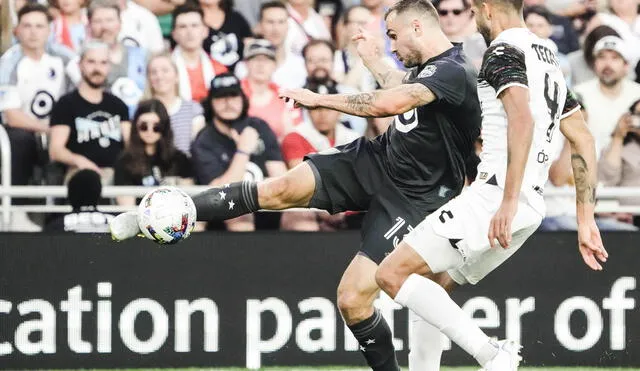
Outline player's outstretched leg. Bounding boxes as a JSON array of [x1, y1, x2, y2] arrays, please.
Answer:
[[110, 162, 317, 240], [376, 235, 520, 371], [338, 255, 400, 371]]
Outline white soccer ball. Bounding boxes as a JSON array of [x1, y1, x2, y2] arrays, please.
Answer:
[[137, 187, 197, 245]]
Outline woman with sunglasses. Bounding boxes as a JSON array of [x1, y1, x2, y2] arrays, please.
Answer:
[[146, 53, 205, 156], [114, 99, 193, 206]]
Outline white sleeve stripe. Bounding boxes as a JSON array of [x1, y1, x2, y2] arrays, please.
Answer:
[[560, 105, 581, 120], [495, 83, 529, 97]]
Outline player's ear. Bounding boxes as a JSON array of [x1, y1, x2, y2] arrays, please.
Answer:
[[411, 19, 422, 35], [482, 2, 492, 20]]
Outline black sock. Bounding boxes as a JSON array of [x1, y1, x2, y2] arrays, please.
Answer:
[[192, 180, 260, 221], [348, 309, 400, 371]]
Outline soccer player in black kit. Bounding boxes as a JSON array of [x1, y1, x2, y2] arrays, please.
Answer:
[[111, 0, 481, 369]]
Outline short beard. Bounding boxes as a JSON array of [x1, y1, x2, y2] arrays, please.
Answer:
[[599, 76, 621, 87], [217, 116, 238, 126], [402, 50, 423, 68], [84, 77, 105, 89], [478, 26, 492, 46]]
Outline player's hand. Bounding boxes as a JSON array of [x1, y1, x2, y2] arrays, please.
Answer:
[[353, 27, 383, 62], [488, 199, 518, 249], [279, 88, 319, 109], [231, 126, 260, 155], [577, 218, 608, 270]]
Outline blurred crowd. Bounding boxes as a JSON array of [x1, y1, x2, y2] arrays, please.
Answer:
[[0, 0, 639, 233]]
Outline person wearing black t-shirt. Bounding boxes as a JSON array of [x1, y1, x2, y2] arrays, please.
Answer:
[[49, 42, 130, 184], [198, 0, 252, 71], [114, 99, 193, 206], [191, 73, 287, 231]]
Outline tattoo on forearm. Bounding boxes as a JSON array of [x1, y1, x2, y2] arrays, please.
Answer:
[[571, 154, 596, 204], [345, 92, 379, 116]]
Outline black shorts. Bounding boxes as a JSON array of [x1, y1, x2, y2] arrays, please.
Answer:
[[305, 137, 430, 264]]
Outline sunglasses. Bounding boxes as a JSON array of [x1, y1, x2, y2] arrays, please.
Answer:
[[138, 121, 162, 133], [438, 8, 467, 16]]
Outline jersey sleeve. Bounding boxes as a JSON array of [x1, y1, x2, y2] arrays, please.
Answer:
[[413, 60, 466, 105], [560, 86, 580, 119], [480, 42, 528, 97]]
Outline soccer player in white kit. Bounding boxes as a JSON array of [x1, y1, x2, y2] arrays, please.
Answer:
[[374, 0, 609, 369]]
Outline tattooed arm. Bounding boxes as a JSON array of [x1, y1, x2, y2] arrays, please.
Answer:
[[560, 109, 608, 270], [363, 60, 407, 89], [279, 83, 436, 117]]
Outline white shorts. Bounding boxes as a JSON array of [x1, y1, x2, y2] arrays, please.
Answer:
[[403, 183, 542, 285]]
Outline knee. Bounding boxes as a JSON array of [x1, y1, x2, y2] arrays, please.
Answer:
[[336, 287, 372, 323], [375, 261, 406, 299]]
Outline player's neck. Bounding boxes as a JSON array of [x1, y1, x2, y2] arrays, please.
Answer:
[[78, 83, 104, 104], [421, 35, 454, 63], [490, 14, 526, 40], [21, 46, 45, 61]]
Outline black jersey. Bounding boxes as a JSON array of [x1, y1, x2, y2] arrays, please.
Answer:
[[377, 44, 481, 210]]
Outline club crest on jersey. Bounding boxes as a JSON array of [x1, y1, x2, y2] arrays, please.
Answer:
[[418, 65, 437, 78]]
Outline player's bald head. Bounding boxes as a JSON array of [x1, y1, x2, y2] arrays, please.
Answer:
[[384, 0, 440, 27], [473, 0, 524, 12]]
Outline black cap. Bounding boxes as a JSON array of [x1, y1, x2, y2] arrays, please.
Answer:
[[68, 169, 102, 209], [209, 73, 243, 99]]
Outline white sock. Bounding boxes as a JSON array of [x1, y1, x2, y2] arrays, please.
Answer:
[[409, 316, 443, 371], [395, 274, 497, 367]]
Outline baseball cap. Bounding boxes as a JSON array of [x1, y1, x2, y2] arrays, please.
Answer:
[[593, 35, 628, 62], [209, 73, 243, 98], [244, 39, 277, 61]]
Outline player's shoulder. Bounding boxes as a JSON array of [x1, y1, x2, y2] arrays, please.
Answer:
[[407, 46, 469, 82]]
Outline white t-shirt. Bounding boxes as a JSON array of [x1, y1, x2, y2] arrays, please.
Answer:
[[0, 44, 74, 124], [574, 78, 640, 154], [475, 28, 579, 216], [120, 0, 165, 54]]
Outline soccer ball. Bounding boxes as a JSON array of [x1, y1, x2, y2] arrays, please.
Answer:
[[137, 187, 197, 244]]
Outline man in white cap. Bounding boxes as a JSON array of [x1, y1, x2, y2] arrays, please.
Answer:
[[574, 35, 640, 153]]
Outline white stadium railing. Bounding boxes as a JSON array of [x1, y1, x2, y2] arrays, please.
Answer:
[[3, 126, 640, 230]]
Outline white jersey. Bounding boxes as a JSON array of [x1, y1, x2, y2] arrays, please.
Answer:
[[0, 44, 75, 124], [475, 28, 580, 216]]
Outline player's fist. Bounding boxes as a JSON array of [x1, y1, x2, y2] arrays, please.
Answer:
[[232, 126, 260, 155], [353, 27, 383, 62]]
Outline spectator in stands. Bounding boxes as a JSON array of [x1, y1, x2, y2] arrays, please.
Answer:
[[598, 99, 640, 228], [197, 0, 252, 71], [574, 35, 640, 152], [595, 0, 640, 71], [240, 38, 298, 141], [146, 53, 205, 156], [0, 3, 75, 231], [333, 5, 385, 93], [523, 0, 579, 54], [117, 0, 164, 54], [285, 0, 331, 56], [567, 25, 620, 86], [434, 0, 486, 67], [87, 0, 147, 117], [524, 6, 571, 81], [171, 3, 227, 103], [130, 0, 187, 40], [49, 42, 130, 185], [44, 169, 114, 232], [114, 99, 193, 206], [235, 1, 307, 89], [191, 73, 286, 231], [49, 0, 88, 53], [303, 39, 367, 135], [315, 0, 344, 39]]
